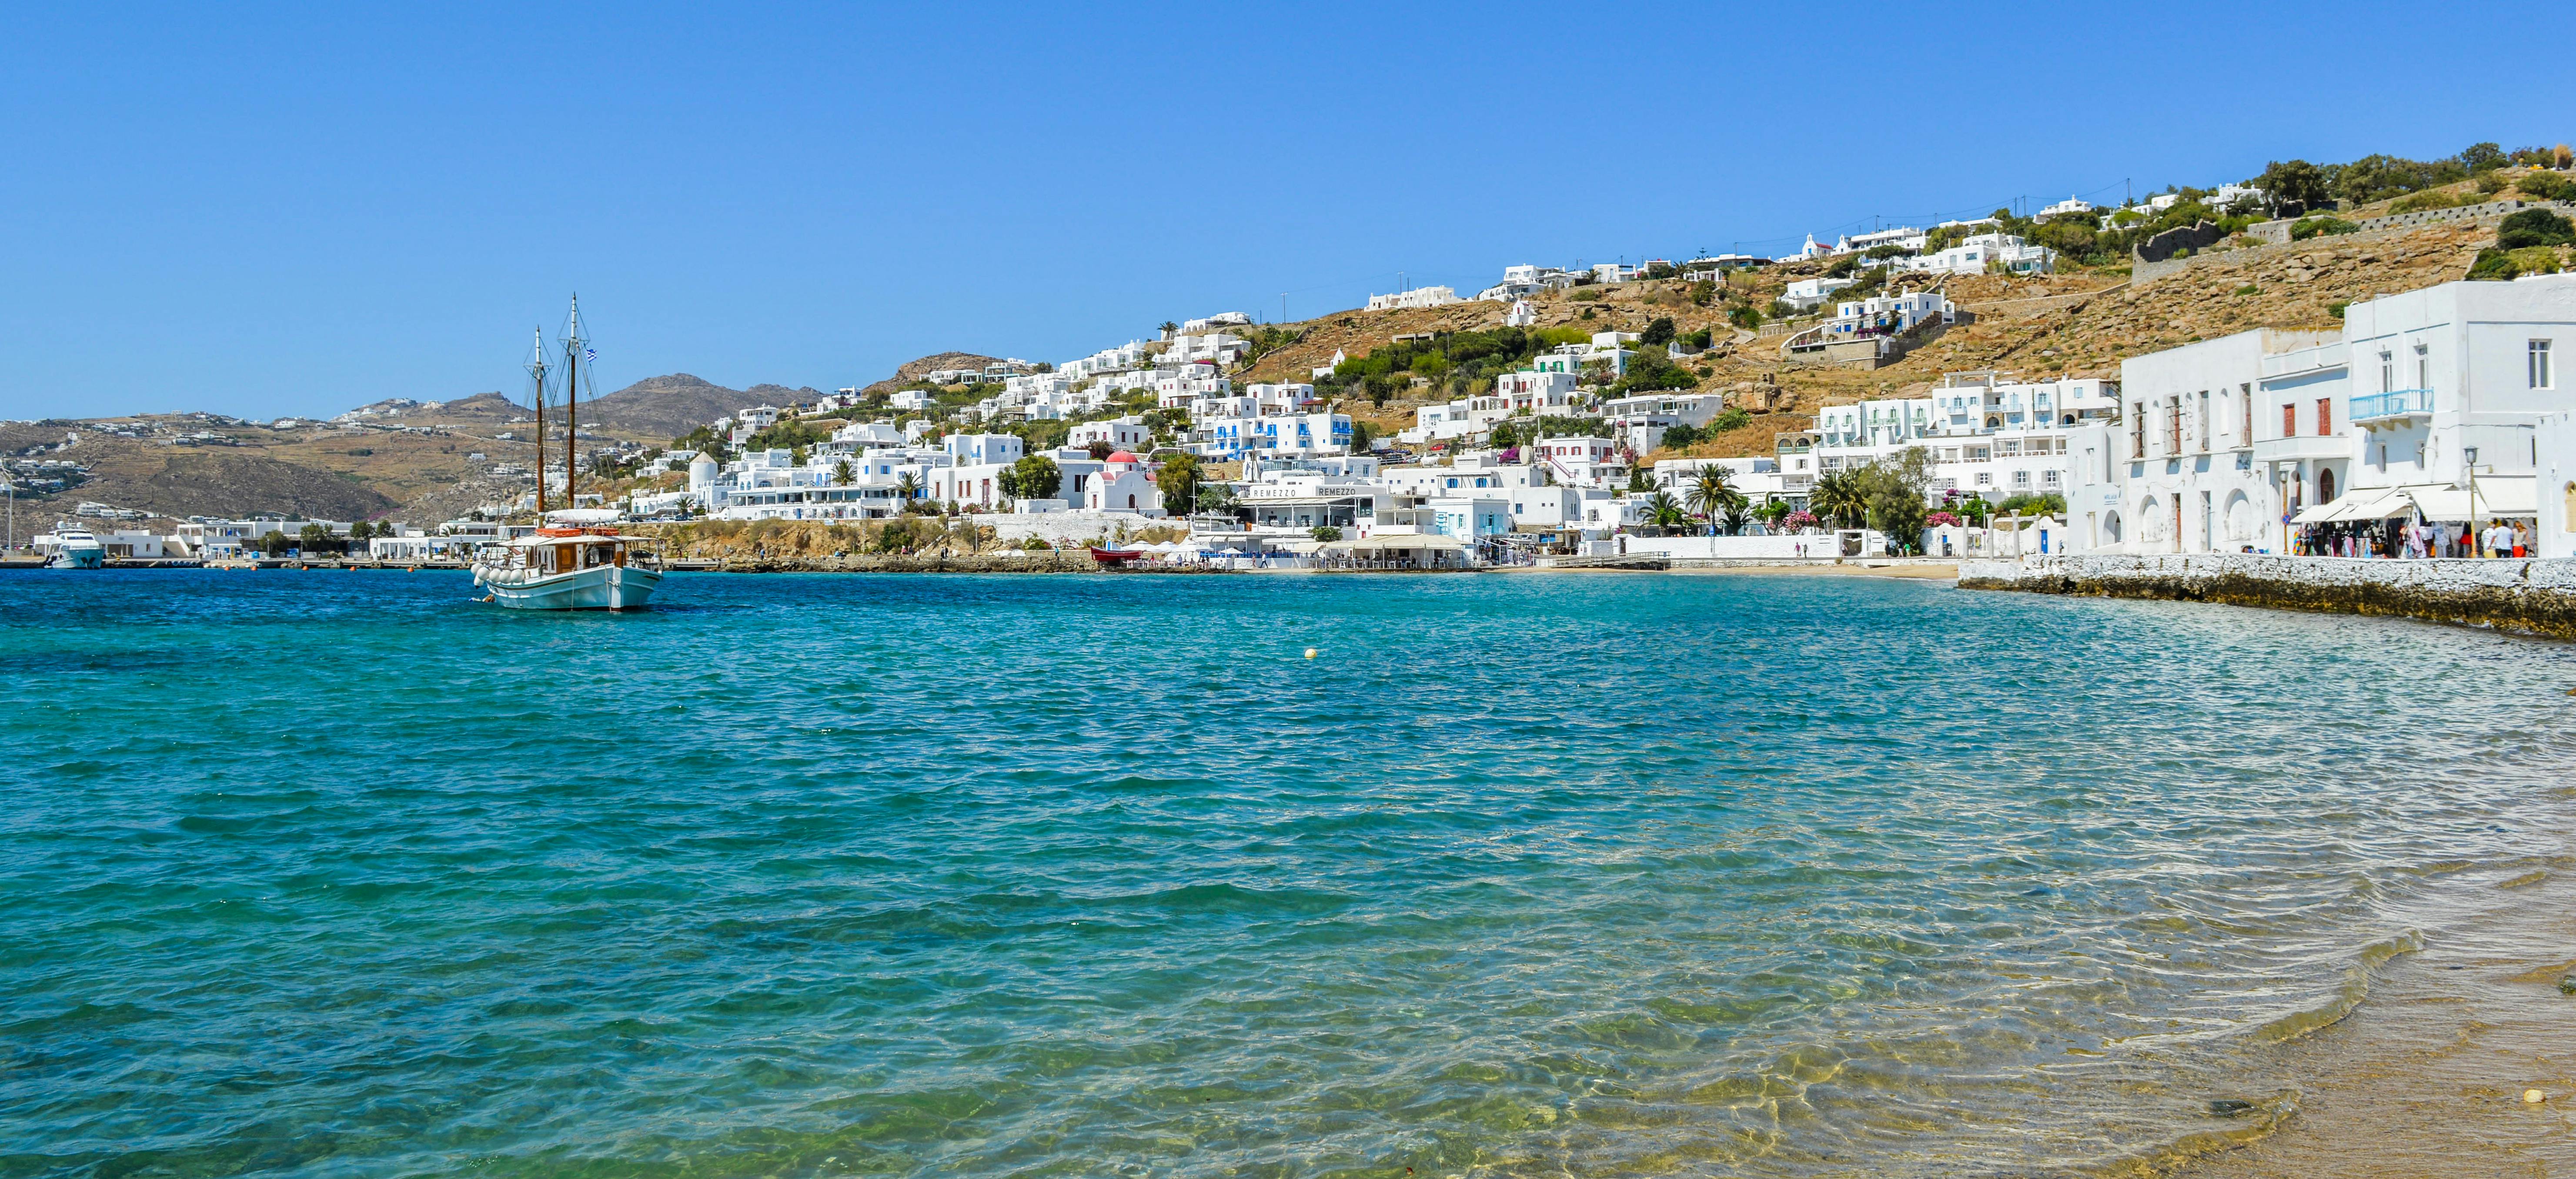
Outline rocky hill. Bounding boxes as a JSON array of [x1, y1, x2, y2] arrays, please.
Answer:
[[581, 374, 774, 439]]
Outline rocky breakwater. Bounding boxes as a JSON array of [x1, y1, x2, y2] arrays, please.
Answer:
[[1959, 554, 2576, 639], [624, 518, 1216, 574]]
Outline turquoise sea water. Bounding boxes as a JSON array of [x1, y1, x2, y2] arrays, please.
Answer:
[[3, 569, 2570, 1178]]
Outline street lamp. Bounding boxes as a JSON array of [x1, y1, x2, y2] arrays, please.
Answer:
[[2464, 447, 2488, 556]]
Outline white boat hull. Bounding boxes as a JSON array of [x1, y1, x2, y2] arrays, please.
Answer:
[[474, 563, 662, 610], [51, 545, 104, 569]]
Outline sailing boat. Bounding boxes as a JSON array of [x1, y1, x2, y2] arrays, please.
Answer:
[[472, 295, 665, 610]]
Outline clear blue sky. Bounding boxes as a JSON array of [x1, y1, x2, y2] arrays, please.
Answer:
[[6, 1, 2570, 422]]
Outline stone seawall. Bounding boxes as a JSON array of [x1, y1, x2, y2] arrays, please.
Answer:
[[1959, 554, 2576, 639], [692, 551, 1156, 574]]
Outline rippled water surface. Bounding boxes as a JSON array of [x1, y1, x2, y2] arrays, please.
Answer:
[[3, 570, 2569, 1178]]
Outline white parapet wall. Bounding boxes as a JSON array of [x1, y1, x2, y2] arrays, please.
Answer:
[[976, 510, 1171, 546], [1960, 554, 2576, 638], [1622, 534, 1844, 559]]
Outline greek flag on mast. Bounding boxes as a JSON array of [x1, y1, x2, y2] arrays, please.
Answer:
[[584, 347, 598, 364]]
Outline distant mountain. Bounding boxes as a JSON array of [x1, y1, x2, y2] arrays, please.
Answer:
[[862, 352, 1003, 397], [584, 374, 770, 440]]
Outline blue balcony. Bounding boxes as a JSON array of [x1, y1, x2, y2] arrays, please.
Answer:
[[2349, 388, 2433, 423]]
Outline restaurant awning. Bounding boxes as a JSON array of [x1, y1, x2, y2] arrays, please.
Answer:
[[1322, 533, 1467, 552], [2290, 486, 2406, 524], [2403, 475, 2536, 520]]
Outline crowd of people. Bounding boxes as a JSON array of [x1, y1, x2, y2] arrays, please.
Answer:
[[2293, 517, 2530, 559]]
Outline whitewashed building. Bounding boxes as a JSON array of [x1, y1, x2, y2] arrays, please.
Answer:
[[1366, 286, 1461, 311], [1069, 417, 1152, 451]]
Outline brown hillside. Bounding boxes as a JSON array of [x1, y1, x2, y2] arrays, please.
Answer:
[[1231, 214, 2504, 464], [51, 437, 401, 522], [861, 352, 1003, 396]]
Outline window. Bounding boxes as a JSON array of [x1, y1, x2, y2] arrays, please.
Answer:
[[2534, 340, 2555, 389], [2012, 470, 2031, 488], [2241, 384, 2254, 448], [2165, 396, 2183, 454], [2379, 351, 2393, 394], [2282, 403, 2296, 439], [2198, 390, 2211, 451], [2316, 397, 2332, 435], [1976, 472, 1993, 486], [2044, 470, 2062, 486], [2415, 343, 2430, 392], [2132, 402, 2145, 454]]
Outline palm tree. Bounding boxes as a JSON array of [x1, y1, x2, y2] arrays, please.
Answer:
[[1644, 491, 1688, 534], [894, 472, 920, 511], [1809, 470, 1867, 530], [1721, 497, 1753, 536], [1684, 466, 1737, 536]]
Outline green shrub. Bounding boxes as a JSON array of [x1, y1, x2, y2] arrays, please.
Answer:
[[2496, 208, 2575, 249], [1710, 408, 1752, 432], [2472, 245, 2567, 281], [2290, 216, 2359, 240], [2507, 246, 2565, 275], [1639, 317, 1675, 346], [2233, 284, 2259, 296], [1569, 289, 1602, 301], [2477, 173, 2511, 195], [2388, 189, 2469, 214], [2516, 171, 2576, 202]]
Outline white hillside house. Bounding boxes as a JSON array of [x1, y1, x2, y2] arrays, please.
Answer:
[[1367, 286, 1460, 311]]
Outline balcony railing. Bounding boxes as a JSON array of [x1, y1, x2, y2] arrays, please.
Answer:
[[2349, 388, 2433, 422]]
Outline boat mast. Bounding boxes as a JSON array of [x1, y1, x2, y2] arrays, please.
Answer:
[[527, 327, 550, 516], [563, 295, 584, 513]]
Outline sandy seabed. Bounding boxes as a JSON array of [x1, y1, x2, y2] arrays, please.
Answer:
[[2176, 863, 2576, 1177]]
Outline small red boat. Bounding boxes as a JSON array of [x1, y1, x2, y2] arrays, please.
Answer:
[[1088, 546, 1144, 565]]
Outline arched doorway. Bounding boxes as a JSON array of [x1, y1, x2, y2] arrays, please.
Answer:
[[2318, 467, 2337, 504], [2104, 511, 2123, 544]]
